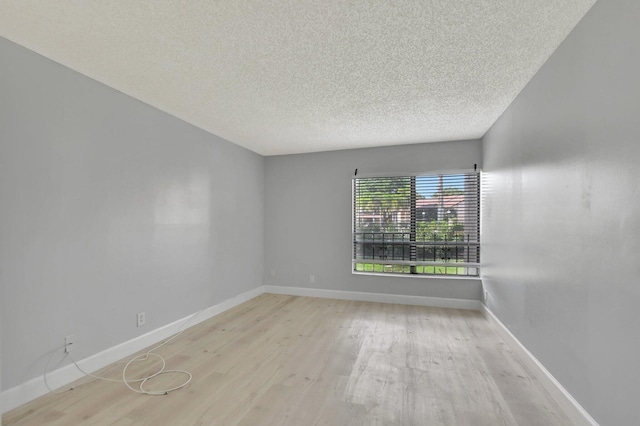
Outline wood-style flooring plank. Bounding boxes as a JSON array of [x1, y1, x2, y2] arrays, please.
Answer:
[[3, 294, 572, 425]]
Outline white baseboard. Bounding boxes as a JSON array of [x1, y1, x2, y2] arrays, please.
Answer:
[[482, 305, 599, 426], [264, 285, 482, 311], [1, 286, 265, 415]]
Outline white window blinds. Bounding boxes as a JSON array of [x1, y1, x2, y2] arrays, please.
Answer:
[[353, 172, 480, 276]]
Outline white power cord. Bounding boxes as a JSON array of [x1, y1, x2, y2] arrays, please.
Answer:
[[45, 308, 205, 396], [44, 345, 73, 394], [67, 355, 123, 383]]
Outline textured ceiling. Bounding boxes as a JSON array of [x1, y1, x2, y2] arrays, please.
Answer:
[[0, 1, 597, 156]]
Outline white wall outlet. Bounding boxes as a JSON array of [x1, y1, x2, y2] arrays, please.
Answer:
[[309, 274, 315, 283], [65, 335, 75, 353], [271, 269, 276, 277], [484, 290, 489, 303], [137, 312, 146, 327]]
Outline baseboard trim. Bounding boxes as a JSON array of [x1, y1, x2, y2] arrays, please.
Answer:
[[481, 305, 599, 426], [1, 286, 265, 415], [264, 285, 482, 311]]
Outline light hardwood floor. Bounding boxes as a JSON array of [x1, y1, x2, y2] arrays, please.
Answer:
[[4, 294, 572, 425]]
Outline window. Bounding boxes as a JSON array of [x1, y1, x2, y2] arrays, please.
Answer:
[[352, 171, 480, 277]]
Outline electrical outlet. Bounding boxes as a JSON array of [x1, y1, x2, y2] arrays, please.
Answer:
[[309, 274, 315, 283], [484, 290, 489, 302], [137, 312, 146, 327], [270, 269, 276, 277], [65, 335, 75, 353]]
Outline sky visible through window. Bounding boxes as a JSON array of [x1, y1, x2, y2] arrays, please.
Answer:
[[417, 174, 465, 198]]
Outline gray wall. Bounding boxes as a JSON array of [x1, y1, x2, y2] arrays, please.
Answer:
[[264, 141, 482, 300], [482, 0, 640, 424], [0, 37, 264, 391]]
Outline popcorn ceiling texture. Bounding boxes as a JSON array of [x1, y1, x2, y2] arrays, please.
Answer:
[[0, 1, 597, 155]]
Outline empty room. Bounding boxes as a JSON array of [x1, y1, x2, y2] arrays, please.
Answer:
[[1, 0, 638, 425]]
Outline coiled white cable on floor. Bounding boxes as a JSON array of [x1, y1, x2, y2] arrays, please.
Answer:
[[48, 308, 205, 396], [121, 352, 192, 395]]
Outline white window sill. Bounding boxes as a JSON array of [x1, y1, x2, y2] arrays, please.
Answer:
[[352, 271, 481, 281]]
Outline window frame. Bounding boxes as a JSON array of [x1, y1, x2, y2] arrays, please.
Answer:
[[351, 169, 481, 278]]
